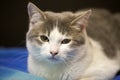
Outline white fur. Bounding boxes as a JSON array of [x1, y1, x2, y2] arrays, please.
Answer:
[[27, 28, 120, 80], [80, 39, 120, 80]]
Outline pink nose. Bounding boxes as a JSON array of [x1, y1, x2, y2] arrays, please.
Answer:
[[50, 51, 58, 56]]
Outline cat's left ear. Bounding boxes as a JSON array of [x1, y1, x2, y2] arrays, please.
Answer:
[[71, 10, 92, 31]]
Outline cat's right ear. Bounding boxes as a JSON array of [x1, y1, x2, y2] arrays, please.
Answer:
[[27, 2, 46, 24]]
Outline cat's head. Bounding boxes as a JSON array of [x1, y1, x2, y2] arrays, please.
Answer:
[[26, 2, 91, 65]]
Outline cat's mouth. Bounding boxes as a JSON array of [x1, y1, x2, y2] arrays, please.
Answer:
[[47, 56, 61, 63], [48, 56, 58, 61]]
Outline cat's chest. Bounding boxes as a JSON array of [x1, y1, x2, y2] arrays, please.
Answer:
[[28, 56, 66, 79], [29, 61, 77, 80]]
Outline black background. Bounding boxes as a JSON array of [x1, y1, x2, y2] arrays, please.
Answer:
[[0, 0, 120, 47]]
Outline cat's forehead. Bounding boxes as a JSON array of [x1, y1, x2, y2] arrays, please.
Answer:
[[41, 12, 76, 36]]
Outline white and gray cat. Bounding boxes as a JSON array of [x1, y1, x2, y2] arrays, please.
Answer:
[[26, 2, 120, 80]]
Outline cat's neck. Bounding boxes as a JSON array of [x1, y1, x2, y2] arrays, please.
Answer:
[[28, 55, 66, 80]]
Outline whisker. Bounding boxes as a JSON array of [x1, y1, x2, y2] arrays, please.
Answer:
[[63, 72, 73, 80], [59, 73, 64, 80], [62, 58, 70, 68], [60, 58, 73, 80], [67, 54, 79, 58]]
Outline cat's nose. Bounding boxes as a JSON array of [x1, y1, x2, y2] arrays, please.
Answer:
[[50, 51, 58, 56]]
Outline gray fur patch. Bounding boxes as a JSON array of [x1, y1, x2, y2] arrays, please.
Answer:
[[87, 9, 120, 59], [43, 12, 75, 35]]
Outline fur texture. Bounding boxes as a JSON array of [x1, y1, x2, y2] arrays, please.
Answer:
[[26, 2, 120, 80]]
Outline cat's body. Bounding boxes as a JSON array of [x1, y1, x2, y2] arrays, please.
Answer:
[[26, 2, 120, 80]]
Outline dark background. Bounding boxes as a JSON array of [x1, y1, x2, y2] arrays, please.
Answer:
[[0, 0, 120, 47]]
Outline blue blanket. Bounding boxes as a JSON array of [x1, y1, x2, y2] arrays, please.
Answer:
[[0, 48, 119, 80], [0, 66, 45, 80]]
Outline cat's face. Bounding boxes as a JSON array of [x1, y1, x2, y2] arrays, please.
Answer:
[[26, 3, 91, 65]]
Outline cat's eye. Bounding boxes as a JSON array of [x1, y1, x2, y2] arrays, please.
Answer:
[[61, 39, 71, 44], [40, 35, 49, 42]]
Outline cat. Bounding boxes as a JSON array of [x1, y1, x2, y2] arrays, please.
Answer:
[[26, 2, 120, 80]]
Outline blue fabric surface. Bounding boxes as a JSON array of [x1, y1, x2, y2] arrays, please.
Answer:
[[115, 76, 120, 80], [0, 48, 28, 72], [0, 66, 45, 80], [0, 48, 119, 80]]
